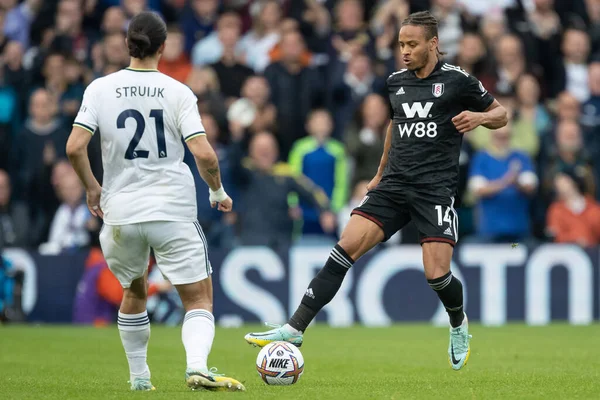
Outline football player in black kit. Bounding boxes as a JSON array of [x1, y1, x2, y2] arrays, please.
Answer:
[[245, 11, 508, 370]]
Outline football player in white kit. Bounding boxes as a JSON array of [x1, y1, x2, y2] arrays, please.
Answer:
[[66, 11, 245, 392]]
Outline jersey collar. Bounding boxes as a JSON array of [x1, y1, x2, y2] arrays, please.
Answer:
[[409, 58, 444, 79], [125, 67, 159, 72]]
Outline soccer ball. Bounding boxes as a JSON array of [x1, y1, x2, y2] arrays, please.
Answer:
[[255, 341, 304, 385]]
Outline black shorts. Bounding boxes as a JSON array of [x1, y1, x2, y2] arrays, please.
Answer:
[[351, 186, 458, 246]]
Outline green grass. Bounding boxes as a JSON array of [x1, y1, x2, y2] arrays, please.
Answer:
[[1, 324, 599, 399]]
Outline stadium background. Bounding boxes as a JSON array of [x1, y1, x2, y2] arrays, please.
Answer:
[[1, 0, 600, 327]]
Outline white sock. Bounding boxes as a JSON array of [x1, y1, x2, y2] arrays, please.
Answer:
[[283, 323, 303, 335], [118, 311, 151, 381], [182, 309, 215, 371]]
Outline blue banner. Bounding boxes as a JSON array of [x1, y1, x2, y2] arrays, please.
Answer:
[[3, 244, 599, 325]]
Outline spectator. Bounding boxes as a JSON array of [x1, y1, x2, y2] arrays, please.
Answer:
[[468, 124, 538, 242], [345, 93, 388, 185], [0, 170, 29, 248], [547, 28, 591, 101], [239, 75, 277, 135], [430, 0, 464, 60], [330, 52, 385, 138], [185, 67, 227, 127], [13, 89, 69, 200], [479, 8, 507, 51], [158, 26, 192, 83], [40, 52, 84, 123], [191, 12, 244, 67], [553, 91, 582, 122], [239, 0, 282, 73], [285, 0, 331, 54], [542, 119, 596, 197], [289, 109, 348, 235], [267, 18, 313, 67], [100, 6, 126, 36], [3, 0, 41, 49], [581, 61, 600, 131], [230, 130, 335, 249], [39, 173, 91, 254], [2, 41, 26, 90], [330, 0, 373, 62], [53, 0, 89, 63], [179, 0, 219, 55], [208, 20, 254, 103], [452, 32, 487, 76], [546, 171, 600, 247], [264, 30, 326, 157], [487, 34, 527, 96], [103, 32, 130, 70], [511, 74, 550, 156]]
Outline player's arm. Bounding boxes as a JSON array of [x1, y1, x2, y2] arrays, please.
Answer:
[[66, 126, 103, 218], [368, 120, 393, 190], [179, 88, 232, 211], [479, 100, 508, 130], [453, 99, 508, 133], [185, 135, 231, 212], [453, 73, 508, 133]]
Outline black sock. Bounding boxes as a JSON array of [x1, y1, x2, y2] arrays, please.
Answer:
[[288, 244, 353, 332], [428, 271, 464, 328]]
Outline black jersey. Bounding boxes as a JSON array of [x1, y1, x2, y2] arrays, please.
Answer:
[[382, 60, 494, 198]]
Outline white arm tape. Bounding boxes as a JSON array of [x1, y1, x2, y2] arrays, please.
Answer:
[[209, 186, 228, 202]]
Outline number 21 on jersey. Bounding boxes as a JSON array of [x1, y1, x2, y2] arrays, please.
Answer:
[[117, 109, 166, 159]]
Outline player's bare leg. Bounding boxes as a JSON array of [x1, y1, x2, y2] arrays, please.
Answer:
[[177, 278, 245, 391], [244, 215, 384, 347], [118, 273, 155, 391], [422, 242, 471, 370]]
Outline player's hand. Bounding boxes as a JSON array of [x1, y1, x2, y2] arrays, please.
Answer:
[[86, 187, 103, 218], [319, 211, 337, 233], [367, 174, 382, 191], [452, 111, 484, 133], [213, 196, 233, 212]]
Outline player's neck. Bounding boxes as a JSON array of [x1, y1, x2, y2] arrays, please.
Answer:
[[414, 56, 439, 79], [129, 57, 159, 71]]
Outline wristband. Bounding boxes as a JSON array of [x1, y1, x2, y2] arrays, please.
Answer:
[[209, 186, 228, 202]]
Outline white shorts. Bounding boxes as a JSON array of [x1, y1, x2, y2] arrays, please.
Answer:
[[99, 221, 212, 288]]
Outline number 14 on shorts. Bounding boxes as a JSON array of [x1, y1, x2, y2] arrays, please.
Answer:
[[434, 205, 452, 226]]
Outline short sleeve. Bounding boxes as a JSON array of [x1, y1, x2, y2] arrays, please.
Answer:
[[461, 74, 495, 112], [385, 81, 393, 118], [73, 82, 99, 135], [178, 88, 206, 141]]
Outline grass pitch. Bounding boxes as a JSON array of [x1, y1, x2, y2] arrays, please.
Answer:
[[1, 324, 599, 399]]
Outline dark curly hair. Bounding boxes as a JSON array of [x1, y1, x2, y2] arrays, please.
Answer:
[[127, 11, 167, 59]]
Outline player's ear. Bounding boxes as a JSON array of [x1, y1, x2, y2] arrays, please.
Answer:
[[158, 42, 166, 55], [430, 36, 438, 52]]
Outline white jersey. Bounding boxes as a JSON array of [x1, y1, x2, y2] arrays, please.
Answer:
[[73, 68, 205, 225]]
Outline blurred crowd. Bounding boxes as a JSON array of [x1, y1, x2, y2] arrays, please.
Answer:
[[1, 0, 600, 255]]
